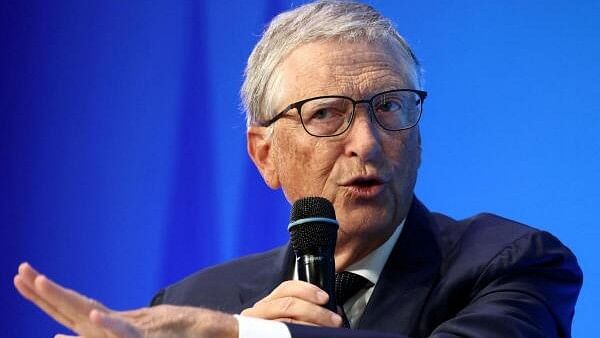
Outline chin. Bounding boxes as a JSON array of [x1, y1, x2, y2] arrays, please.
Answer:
[[338, 209, 394, 235]]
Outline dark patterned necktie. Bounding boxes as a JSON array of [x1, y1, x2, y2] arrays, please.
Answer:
[[335, 271, 371, 328]]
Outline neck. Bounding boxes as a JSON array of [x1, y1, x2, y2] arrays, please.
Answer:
[[333, 225, 396, 271]]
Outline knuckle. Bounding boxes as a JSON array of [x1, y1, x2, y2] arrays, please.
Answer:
[[276, 280, 316, 298], [278, 297, 295, 313], [279, 280, 296, 289]]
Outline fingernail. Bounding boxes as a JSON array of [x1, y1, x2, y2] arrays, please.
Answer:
[[331, 313, 343, 325], [316, 290, 329, 303], [18, 262, 27, 273]]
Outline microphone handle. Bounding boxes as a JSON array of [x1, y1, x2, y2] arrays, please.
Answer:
[[296, 249, 336, 312]]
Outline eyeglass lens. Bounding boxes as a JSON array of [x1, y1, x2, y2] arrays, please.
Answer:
[[299, 90, 423, 136]]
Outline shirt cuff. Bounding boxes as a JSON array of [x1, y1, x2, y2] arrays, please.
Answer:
[[235, 314, 292, 338]]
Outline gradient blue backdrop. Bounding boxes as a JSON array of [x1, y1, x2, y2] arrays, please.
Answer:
[[2, 1, 598, 337]]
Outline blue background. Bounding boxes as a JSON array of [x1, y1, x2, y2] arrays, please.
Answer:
[[1, 1, 598, 336]]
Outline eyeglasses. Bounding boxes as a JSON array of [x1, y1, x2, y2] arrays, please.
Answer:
[[260, 89, 427, 137]]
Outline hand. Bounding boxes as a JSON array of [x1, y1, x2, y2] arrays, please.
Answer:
[[241, 280, 343, 327], [13, 262, 237, 338]]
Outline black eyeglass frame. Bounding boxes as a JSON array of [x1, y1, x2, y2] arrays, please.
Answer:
[[260, 89, 428, 137]]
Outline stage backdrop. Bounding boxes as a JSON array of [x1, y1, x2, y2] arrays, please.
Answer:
[[1, 1, 598, 337]]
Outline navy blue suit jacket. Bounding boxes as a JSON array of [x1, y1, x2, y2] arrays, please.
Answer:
[[151, 198, 582, 337]]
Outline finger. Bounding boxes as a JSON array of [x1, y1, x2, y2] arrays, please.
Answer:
[[242, 297, 342, 327], [90, 310, 141, 338], [20, 263, 109, 315], [16, 263, 110, 335], [258, 280, 329, 305], [14, 275, 75, 328], [17, 262, 42, 289], [18, 262, 109, 321], [34, 274, 109, 324], [274, 317, 320, 326]]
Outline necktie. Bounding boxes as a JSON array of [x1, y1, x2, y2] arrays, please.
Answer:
[[335, 271, 370, 328]]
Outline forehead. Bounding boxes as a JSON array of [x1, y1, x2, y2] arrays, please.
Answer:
[[274, 39, 416, 107]]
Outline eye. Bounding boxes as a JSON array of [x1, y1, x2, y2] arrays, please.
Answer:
[[376, 99, 403, 114], [304, 107, 346, 126], [303, 103, 347, 123], [301, 97, 350, 130], [312, 108, 337, 120]]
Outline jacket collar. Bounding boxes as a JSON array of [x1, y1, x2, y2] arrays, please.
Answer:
[[357, 197, 442, 335]]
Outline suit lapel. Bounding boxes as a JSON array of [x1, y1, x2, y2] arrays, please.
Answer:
[[357, 198, 441, 335], [237, 243, 295, 311]]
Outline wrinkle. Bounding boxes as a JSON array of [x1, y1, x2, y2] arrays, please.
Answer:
[[265, 40, 420, 268]]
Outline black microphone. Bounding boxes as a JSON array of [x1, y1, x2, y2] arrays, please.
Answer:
[[288, 196, 338, 312]]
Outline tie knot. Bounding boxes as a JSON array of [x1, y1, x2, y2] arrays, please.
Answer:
[[335, 271, 371, 305]]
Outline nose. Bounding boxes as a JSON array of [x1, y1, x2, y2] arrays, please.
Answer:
[[343, 102, 383, 162]]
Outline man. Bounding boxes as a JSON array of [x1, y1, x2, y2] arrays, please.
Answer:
[[14, 1, 582, 337]]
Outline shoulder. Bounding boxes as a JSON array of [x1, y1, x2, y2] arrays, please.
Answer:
[[151, 245, 289, 309], [429, 211, 580, 275], [409, 199, 560, 265], [420, 211, 582, 336], [429, 211, 582, 308], [432, 212, 538, 260], [430, 211, 578, 268]]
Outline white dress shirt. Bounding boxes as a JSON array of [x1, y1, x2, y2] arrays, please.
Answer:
[[236, 221, 405, 338]]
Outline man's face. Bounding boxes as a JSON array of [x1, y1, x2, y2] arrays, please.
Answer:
[[249, 40, 421, 247]]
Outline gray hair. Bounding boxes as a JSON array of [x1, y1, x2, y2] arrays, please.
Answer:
[[241, 0, 422, 127]]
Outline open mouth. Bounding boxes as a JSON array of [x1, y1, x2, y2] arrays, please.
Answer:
[[351, 177, 383, 187], [342, 176, 386, 198]]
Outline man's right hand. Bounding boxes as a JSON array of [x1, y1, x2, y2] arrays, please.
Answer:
[[240, 280, 343, 327], [14, 262, 238, 338]]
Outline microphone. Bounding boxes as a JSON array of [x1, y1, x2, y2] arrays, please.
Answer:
[[288, 196, 339, 312]]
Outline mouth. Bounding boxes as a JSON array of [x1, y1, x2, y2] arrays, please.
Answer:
[[340, 176, 386, 199]]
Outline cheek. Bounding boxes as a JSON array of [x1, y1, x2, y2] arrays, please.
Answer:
[[274, 135, 339, 202], [388, 129, 420, 166], [382, 131, 420, 190]]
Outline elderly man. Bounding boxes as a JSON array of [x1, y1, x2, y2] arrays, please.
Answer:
[[14, 1, 581, 338]]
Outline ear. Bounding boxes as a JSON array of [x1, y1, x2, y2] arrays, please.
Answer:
[[247, 126, 281, 189]]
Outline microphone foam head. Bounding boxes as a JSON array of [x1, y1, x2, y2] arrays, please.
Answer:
[[288, 197, 338, 253]]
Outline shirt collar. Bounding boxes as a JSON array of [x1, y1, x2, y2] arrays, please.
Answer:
[[344, 220, 405, 286], [292, 220, 405, 284]]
